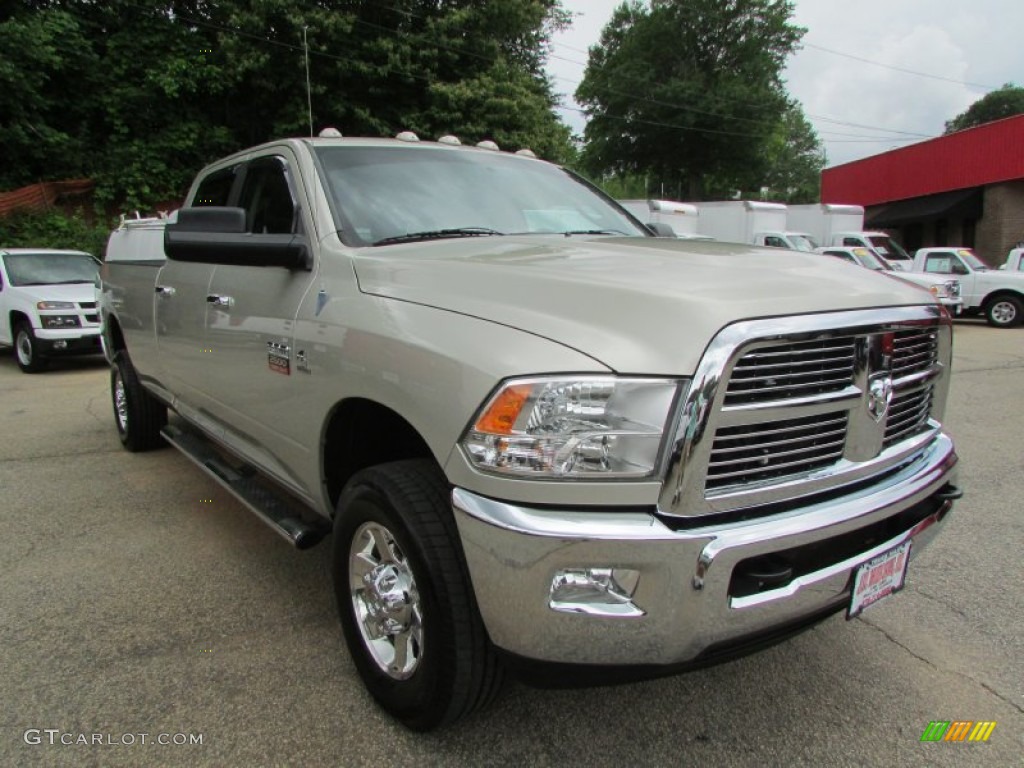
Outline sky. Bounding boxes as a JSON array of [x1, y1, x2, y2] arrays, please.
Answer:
[[545, 0, 1024, 168]]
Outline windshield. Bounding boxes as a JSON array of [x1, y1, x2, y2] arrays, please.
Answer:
[[315, 145, 648, 246], [855, 248, 891, 271], [2, 252, 98, 286], [868, 235, 911, 261], [957, 249, 988, 271], [787, 234, 818, 252]]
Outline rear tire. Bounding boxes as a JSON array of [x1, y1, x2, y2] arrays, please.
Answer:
[[984, 295, 1023, 327], [111, 351, 167, 451], [14, 322, 48, 373], [332, 459, 503, 730]]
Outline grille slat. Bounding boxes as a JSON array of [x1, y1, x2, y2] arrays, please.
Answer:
[[706, 411, 849, 490], [890, 329, 938, 379], [883, 386, 934, 447], [725, 337, 857, 406]]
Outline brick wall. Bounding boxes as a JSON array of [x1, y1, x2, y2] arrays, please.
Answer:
[[978, 181, 1024, 264]]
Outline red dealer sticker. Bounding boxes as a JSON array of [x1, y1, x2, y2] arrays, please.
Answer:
[[847, 541, 911, 619]]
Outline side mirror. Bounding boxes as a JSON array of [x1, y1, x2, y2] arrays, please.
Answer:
[[165, 206, 311, 270], [951, 263, 969, 276], [646, 222, 676, 238]]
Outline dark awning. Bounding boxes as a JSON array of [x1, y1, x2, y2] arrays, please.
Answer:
[[866, 187, 983, 228]]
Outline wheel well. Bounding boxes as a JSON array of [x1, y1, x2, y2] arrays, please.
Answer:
[[105, 314, 126, 353], [9, 310, 30, 332], [322, 398, 435, 513], [982, 289, 1024, 308]]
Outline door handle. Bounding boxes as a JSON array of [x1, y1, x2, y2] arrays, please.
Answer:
[[155, 285, 176, 296], [206, 294, 235, 308]]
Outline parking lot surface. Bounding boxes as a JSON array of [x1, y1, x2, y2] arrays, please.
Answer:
[[1, 319, 1021, 767]]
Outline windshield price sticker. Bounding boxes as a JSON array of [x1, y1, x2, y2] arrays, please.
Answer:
[[848, 541, 911, 619]]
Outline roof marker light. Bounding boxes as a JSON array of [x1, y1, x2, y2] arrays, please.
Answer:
[[318, 127, 343, 138], [476, 140, 500, 151], [437, 135, 462, 145], [396, 131, 420, 142], [515, 148, 537, 157]]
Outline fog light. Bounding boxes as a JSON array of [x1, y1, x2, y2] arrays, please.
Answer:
[[54, 340, 68, 349], [549, 568, 643, 617]]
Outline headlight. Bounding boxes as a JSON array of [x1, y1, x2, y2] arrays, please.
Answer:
[[946, 280, 961, 297], [460, 376, 683, 479], [42, 315, 81, 328], [37, 301, 76, 310]]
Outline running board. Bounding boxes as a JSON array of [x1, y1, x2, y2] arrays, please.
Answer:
[[161, 424, 328, 550]]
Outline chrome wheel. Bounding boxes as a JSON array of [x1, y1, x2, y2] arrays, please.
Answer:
[[113, 370, 129, 433], [989, 299, 1018, 326], [15, 328, 33, 367], [349, 521, 423, 680]]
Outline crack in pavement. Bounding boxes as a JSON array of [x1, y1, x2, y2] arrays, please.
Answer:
[[914, 586, 972, 621], [0, 449, 123, 464], [858, 616, 1024, 716]]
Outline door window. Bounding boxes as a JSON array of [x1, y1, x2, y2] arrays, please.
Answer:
[[193, 167, 237, 207], [924, 253, 956, 274], [238, 157, 298, 234]]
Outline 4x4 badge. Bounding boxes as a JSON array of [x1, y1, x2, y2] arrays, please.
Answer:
[[867, 374, 893, 423]]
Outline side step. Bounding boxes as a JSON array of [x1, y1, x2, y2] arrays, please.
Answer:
[[161, 424, 329, 550]]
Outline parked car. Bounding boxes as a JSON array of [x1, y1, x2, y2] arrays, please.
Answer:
[[998, 247, 1024, 271], [817, 246, 962, 314], [910, 247, 1024, 327], [0, 248, 102, 372]]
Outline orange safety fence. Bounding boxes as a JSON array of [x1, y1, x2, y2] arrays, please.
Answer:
[[0, 179, 95, 218]]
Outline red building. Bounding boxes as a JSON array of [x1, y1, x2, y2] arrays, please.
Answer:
[[821, 114, 1024, 264]]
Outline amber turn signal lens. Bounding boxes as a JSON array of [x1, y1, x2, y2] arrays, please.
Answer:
[[474, 384, 533, 434]]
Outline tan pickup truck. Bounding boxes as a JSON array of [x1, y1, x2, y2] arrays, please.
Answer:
[[99, 133, 962, 730]]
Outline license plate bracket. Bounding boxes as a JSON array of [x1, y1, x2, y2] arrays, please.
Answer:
[[847, 541, 912, 619]]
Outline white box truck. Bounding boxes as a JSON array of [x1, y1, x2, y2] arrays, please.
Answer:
[[694, 201, 816, 251], [788, 204, 865, 245], [618, 199, 705, 239]]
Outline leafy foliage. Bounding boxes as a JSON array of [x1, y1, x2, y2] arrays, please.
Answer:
[[0, 209, 114, 258], [944, 84, 1024, 134], [576, 0, 822, 201], [0, 0, 573, 211]]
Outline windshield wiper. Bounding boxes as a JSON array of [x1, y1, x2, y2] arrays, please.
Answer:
[[372, 227, 504, 246], [560, 229, 628, 236]]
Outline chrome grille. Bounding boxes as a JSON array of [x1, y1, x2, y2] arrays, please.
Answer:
[[706, 412, 848, 491], [724, 336, 856, 405], [891, 328, 938, 379], [884, 385, 934, 447]]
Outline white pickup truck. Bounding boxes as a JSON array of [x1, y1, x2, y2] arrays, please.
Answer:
[[99, 133, 961, 729], [817, 246, 962, 314], [999, 248, 1024, 272], [0, 248, 103, 372], [911, 247, 1024, 327]]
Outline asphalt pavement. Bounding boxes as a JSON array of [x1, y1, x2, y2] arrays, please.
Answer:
[[1, 319, 1021, 767]]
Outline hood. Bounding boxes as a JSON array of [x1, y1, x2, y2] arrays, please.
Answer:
[[14, 283, 97, 304], [353, 236, 936, 374]]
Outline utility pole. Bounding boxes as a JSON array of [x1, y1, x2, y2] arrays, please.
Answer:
[[303, 26, 313, 137]]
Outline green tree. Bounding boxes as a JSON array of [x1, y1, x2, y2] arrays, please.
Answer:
[[758, 102, 826, 203], [0, 0, 574, 210], [576, 0, 809, 200], [944, 83, 1024, 134]]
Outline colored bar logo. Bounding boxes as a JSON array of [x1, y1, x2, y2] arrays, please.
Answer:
[[920, 721, 997, 742]]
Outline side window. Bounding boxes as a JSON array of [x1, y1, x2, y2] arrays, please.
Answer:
[[238, 157, 297, 235], [842, 237, 861, 247], [924, 254, 953, 274], [192, 167, 236, 207], [764, 236, 786, 248]]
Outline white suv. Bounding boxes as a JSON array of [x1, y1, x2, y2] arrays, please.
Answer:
[[0, 248, 103, 372]]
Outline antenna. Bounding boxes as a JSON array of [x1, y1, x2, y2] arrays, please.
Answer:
[[303, 26, 313, 137]]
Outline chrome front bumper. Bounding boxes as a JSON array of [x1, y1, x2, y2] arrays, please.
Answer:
[[452, 433, 958, 666]]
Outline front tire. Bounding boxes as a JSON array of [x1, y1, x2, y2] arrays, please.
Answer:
[[332, 460, 503, 730], [111, 351, 167, 451], [14, 322, 47, 373], [985, 295, 1023, 327]]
